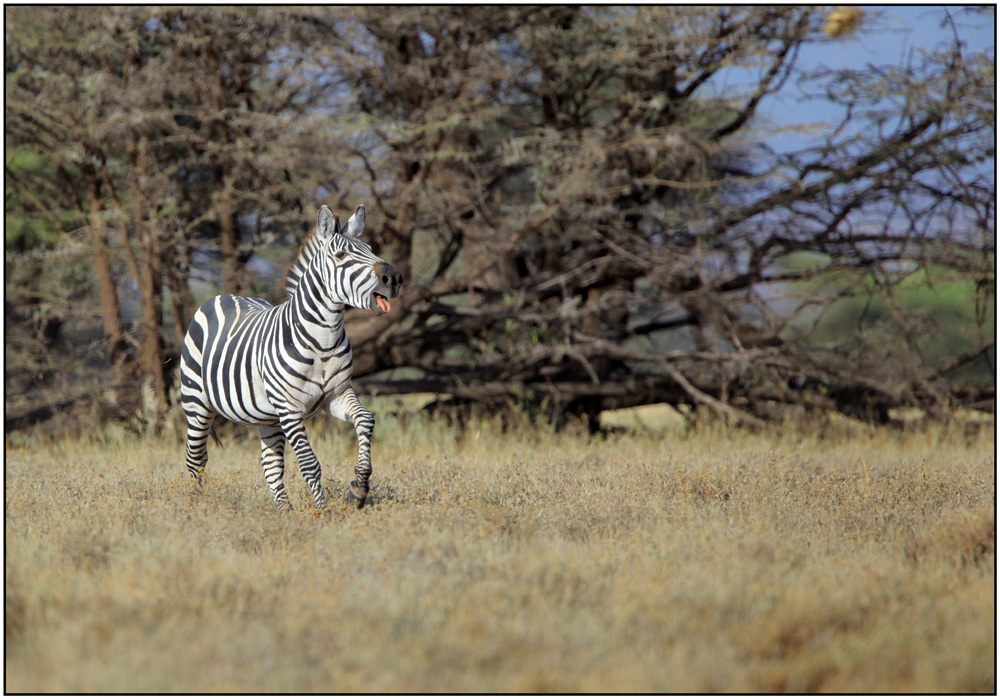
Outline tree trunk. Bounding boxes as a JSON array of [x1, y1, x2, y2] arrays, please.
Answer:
[[138, 245, 167, 405], [83, 168, 132, 383], [220, 182, 241, 295], [130, 136, 168, 407], [163, 243, 195, 352]]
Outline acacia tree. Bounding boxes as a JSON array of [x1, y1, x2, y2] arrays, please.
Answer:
[[322, 6, 994, 427], [5, 6, 994, 433], [6, 6, 342, 415]]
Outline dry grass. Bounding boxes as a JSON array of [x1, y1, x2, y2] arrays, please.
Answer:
[[4, 409, 995, 693]]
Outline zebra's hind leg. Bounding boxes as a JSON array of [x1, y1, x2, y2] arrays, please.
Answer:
[[184, 409, 216, 486], [278, 413, 327, 509], [329, 388, 375, 509], [259, 424, 292, 511]]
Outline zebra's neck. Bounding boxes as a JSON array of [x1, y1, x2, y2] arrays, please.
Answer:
[[284, 277, 347, 349]]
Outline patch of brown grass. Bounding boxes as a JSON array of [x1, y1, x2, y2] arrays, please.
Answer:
[[4, 415, 994, 692]]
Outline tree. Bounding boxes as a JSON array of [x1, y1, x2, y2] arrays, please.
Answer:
[[5, 6, 994, 434], [321, 6, 995, 427], [6, 6, 343, 416]]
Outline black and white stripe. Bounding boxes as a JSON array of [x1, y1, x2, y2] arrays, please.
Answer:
[[180, 205, 403, 509]]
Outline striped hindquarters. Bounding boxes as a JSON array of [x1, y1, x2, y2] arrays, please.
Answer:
[[181, 294, 281, 425]]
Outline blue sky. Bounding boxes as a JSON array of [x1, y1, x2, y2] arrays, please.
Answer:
[[754, 6, 994, 150], [803, 6, 993, 69]]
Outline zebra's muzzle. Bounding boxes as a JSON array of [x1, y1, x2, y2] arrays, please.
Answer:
[[369, 261, 403, 315]]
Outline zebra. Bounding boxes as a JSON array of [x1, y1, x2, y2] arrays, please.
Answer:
[[180, 205, 403, 510]]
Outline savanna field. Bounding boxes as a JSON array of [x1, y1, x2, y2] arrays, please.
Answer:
[[4, 404, 995, 693]]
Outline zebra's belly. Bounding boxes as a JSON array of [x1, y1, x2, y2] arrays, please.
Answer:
[[234, 363, 349, 426], [208, 386, 332, 427], [207, 373, 284, 426]]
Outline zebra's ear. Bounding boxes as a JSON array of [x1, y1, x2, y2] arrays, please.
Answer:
[[343, 205, 365, 239], [316, 206, 337, 240]]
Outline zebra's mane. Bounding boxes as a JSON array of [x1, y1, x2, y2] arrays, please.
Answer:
[[283, 217, 336, 298]]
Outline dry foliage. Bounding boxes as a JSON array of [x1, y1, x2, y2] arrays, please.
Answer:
[[6, 7, 995, 430], [4, 414, 994, 692]]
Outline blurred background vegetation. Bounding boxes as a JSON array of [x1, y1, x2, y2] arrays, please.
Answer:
[[4, 6, 995, 438]]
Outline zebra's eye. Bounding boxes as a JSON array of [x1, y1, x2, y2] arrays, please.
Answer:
[[334, 250, 348, 262]]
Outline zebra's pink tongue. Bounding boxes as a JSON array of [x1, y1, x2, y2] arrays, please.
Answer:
[[376, 296, 391, 313]]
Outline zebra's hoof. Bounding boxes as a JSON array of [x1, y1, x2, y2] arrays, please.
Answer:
[[348, 481, 369, 509]]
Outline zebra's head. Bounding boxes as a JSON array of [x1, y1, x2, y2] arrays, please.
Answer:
[[313, 205, 403, 315]]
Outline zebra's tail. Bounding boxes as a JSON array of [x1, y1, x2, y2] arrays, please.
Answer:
[[208, 425, 223, 447]]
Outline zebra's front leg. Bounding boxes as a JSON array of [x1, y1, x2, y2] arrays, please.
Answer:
[[259, 424, 292, 511], [278, 413, 327, 509], [330, 388, 375, 509]]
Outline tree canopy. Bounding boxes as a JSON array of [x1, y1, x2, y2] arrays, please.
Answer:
[[5, 6, 995, 434]]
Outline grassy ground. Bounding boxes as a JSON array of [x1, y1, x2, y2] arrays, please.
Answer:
[[4, 407, 995, 693]]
